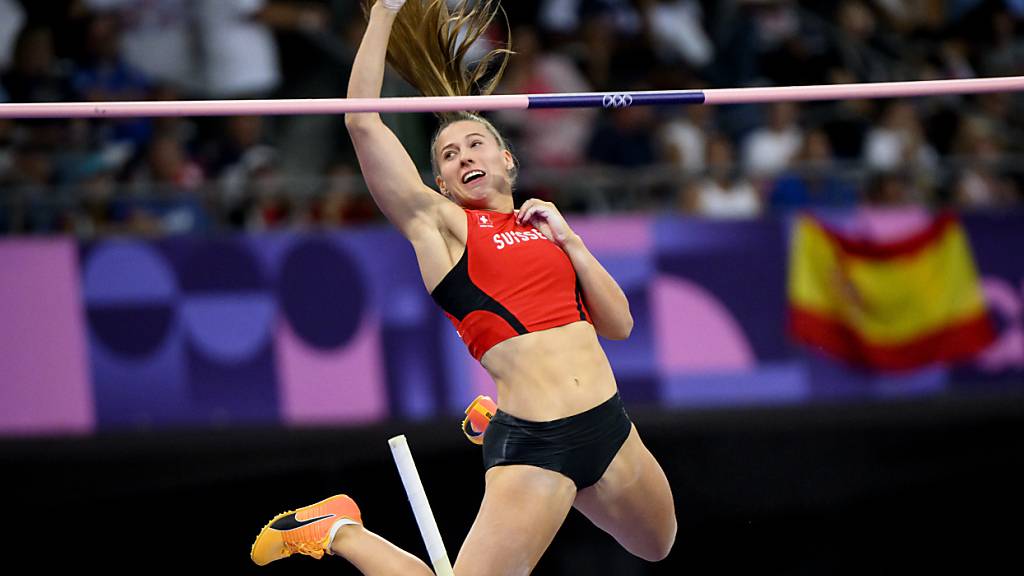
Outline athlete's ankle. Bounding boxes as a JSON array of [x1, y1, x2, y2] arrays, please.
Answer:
[[329, 522, 363, 556]]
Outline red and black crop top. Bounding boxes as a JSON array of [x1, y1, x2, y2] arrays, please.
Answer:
[[430, 209, 592, 360]]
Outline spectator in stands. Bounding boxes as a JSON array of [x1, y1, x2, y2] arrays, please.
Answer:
[[745, 0, 827, 87], [540, 0, 646, 90], [1, 26, 73, 104], [819, 87, 875, 161], [119, 133, 208, 235], [952, 113, 1021, 210], [741, 101, 804, 183], [203, 115, 276, 227], [822, 0, 900, 83], [660, 93, 714, 177], [863, 100, 939, 177], [72, 12, 151, 104], [67, 150, 121, 237], [0, 118, 11, 173], [0, 122, 8, 232], [494, 26, 596, 171], [241, 145, 293, 231], [71, 11, 153, 150], [139, 133, 203, 190], [309, 161, 379, 228], [682, 134, 760, 218], [1, 128, 69, 233], [81, 0, 199, 94], [863, 169, 924, 207], [83, 0, 328, 99], [769, 129, 859, 211], [0, 0, 26, 73], [587, 97, 658, 169], [640, 0, 713, 73], [871, 0, 947, 36], [195, 0, 284, 99], [974, 92, 1022, 157], [982, 5, 1024, 76]]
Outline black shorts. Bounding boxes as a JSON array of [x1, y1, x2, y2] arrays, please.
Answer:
[[482, 392, 632, 489]]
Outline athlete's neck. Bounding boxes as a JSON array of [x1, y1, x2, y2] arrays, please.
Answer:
[[465, 197, 513, 214]]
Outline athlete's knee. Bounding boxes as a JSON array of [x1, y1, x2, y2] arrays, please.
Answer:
[[455, 554, 532, 576], [637, 516, 677, 562]]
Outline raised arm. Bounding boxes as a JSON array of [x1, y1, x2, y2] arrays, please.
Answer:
[[344, 1, 444, 239]]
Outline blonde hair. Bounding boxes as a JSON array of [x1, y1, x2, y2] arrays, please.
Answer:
[[364, 0, 512, 106], [362, 0, 516, 182]]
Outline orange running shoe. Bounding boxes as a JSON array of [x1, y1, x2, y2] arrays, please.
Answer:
[[250, 494, 362, 566], [462, 394, 497, 445]]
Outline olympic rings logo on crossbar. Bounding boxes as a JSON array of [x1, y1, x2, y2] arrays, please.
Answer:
[[602, 94, 634, 108]]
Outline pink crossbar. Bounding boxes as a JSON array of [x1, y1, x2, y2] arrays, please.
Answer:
[[702, 76, 1024, 105], [0, 77, 1022, 118]]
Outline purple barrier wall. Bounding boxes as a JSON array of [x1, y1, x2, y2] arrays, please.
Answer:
[[0, 240, 93, 436], [2, 212, 1022, 436]]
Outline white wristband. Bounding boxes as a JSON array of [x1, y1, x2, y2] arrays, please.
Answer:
[[381, 0, 406, 11]]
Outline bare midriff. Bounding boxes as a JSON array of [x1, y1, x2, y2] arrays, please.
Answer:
[[479, 321, 618, 422]]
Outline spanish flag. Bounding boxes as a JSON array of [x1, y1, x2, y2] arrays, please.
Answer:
[[788, 213, 995, 371]]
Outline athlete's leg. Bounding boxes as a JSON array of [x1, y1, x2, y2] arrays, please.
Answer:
[[573, 425, 677, 562], [330, 464, 576, 576], [330, 525, 434, 576], [454, 464, 578, 576]]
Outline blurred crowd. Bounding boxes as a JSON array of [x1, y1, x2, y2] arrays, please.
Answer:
[[1, 0, 1022, 237]]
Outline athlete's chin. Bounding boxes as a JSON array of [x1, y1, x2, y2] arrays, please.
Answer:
[[458, 189, 504, 208]]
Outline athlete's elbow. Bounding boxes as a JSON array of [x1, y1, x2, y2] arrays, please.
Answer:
[[344, 112, 379, 132], [618, 315, 635, 339], [600, 315, 633, 340]]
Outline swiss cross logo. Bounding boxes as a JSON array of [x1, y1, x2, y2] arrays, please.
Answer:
[[478, 214, 493, 228]]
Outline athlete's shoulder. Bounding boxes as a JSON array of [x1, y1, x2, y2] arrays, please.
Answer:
[[435, 200, 469, 237]]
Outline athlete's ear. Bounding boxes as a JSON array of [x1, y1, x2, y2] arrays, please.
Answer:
[[436, 175, 450, 198], [503, 149, 515, 172]]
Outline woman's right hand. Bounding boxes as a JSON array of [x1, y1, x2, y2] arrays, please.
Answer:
[[380, 0, 407, 12]]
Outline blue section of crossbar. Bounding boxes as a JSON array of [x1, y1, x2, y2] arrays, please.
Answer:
[[527, 91, 706, 109]]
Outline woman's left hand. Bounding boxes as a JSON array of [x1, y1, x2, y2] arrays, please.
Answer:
[[516, 198, 578, 249]]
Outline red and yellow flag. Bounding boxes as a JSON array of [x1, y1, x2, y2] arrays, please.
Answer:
[[787, 213, 995, 371]]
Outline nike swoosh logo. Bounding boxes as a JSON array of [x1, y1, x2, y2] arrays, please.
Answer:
[[270, 512, 335, 531]]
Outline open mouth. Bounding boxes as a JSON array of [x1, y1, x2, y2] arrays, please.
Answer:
[[462, 170, 486, 184]]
